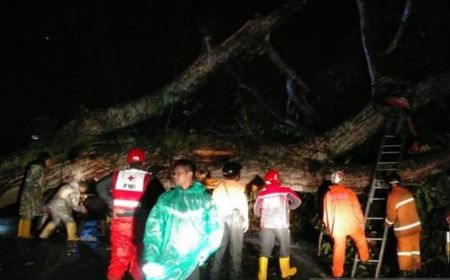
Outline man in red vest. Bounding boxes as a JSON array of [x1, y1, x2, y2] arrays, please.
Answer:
[[97, 147, 164, 280]]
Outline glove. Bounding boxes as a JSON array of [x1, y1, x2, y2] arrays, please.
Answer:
[[142, 262, 165, 278]]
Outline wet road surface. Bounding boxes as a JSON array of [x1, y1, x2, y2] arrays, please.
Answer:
[[0, 217, 329, 280]]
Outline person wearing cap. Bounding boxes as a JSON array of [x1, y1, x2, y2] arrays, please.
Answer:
[[254, 169, 301, 280], [210, 161, 249, 279], [322, 170, 369, 278], [384, 172, 422, 276], [96, 148, 165, 280]]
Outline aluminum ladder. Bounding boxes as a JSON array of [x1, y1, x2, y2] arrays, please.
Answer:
[[351, 112, 407, 278]]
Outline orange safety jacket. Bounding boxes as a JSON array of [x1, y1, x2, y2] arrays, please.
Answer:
[[385, 185, 422, 237], [323, 184, 365, 236]]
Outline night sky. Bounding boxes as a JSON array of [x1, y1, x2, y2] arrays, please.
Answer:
[[1, 0, 450, 156]]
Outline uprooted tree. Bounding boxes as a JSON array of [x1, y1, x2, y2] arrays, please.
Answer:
[[1, 0, 450, 208]]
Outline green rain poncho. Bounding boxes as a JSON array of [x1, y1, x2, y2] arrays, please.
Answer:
[[143, 181, 223, 280]]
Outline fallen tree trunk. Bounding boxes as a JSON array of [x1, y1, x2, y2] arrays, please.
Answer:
[[1, 131, 449, 208]]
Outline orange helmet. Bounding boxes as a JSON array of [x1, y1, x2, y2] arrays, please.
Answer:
[[127, 148, 145, 163], [331, 170, 344, 184], [264, 169, 280, 185]]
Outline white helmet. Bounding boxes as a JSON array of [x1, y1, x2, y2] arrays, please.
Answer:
[[331, 171, 344, 184]]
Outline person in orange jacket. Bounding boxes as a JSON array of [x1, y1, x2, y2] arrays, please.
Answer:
[[384, 173, 422, 276], [322, 170, 369, 278]]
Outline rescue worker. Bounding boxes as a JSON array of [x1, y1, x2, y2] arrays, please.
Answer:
[[254, 169, 301, 280], [96, 147, 164, 280], [39, 181, 88, 240], [210, 161, 249, 279], [384, 173, 422, 276], [322, 170, 369, 278], [142, 159, 223, 280], [18, 151, 53, 238]]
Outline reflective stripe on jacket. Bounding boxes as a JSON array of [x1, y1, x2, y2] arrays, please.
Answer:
[[385, 185, 422, 237], [112, 169, 151, 214]]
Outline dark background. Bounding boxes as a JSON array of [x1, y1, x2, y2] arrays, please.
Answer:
[[1, 0, 450, 156]]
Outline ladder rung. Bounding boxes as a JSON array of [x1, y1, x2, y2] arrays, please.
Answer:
[[367, 237, 384, 241], [381, 144, 402, 148], [381, 151, 401, 154], [377, 168, 397, 171], [374, 186, 389, 189], [367, 259, 380, 263], [371, 198, 385, 201], [366, 217, 384, 220], [378, 161, 399, 164]]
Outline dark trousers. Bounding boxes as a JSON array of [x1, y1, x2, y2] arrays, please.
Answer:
[[211, 214, 244, 279], [260, 228, 291, 257]]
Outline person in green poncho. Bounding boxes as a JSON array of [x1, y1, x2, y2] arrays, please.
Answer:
[[142, 159, 223, 280]]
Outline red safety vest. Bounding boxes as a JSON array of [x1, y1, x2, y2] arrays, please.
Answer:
[[111, 168, 151, 212]]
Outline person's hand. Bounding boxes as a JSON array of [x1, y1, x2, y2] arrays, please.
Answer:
[[198, 252, 208, 266], [142, 262, 165, 277], [112, 207, 124, 218], [242, 221, 249, 233]]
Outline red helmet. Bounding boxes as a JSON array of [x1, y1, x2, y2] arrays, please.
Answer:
[[331, 170, 344, 184], [264, 169, 280, 185], [127, 148, 145, 163]]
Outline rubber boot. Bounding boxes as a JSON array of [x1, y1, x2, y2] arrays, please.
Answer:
[[66, 222, 80, 241], [21, 219, 34, 238], [258, 257, 268, 280], [39, 222, 56, 239], [17, 218, 24, 237], [279, 257, 297, 278]]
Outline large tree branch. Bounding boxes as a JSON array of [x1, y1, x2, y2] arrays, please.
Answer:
[[0, 0, 314, 172], [385, 0, 413, 55], [1, 70, 450, 209], [55, 1, 312, 139]]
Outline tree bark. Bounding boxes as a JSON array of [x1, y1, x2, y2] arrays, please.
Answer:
[[1, 133, 449, 208]]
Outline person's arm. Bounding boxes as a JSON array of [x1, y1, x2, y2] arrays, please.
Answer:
[[238, 191, 249, 232], [95, 173, 114, 207], [197, 198, 224, 266], [287, 188, 302, 210], [348, 189, 365, 226], [322, 192, 333, 235], [67, 189, 86, 213], [253, 195, 262, 217], [385, 194, 397, 227]]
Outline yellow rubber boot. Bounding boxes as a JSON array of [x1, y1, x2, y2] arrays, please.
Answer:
[[39, 222, 56, 239], [258, 256, 268, 280], [279, 257, 297, 278], [66, 222, 80, 241], [21, 219, 34, 239], [17, 218, 24, 237]]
